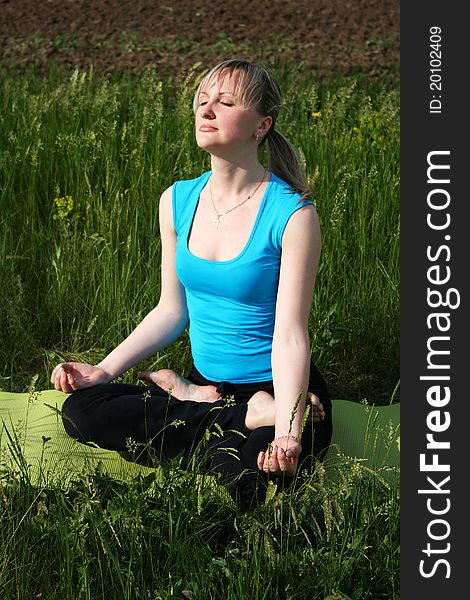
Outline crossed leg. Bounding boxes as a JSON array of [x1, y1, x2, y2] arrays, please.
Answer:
[[137, 369, 325, 427]]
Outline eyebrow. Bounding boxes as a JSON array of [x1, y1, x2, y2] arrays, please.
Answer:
[[199, 91, 236, 97]]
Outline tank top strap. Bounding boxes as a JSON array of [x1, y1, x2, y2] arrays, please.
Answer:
[[172, 171, 211, 237]]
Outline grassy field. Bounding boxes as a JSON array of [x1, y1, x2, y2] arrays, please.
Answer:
[[0, 452, 399, 599], [0, 67, 399, 401], [0, 67, 399, 599]]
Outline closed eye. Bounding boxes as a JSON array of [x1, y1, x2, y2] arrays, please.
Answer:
[[198, 100, 234, 108]]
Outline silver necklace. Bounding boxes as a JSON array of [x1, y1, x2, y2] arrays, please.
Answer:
[[209, 169, 267, 229]]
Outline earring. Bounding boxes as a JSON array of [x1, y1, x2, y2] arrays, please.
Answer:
[[255, 133, 260, 142]]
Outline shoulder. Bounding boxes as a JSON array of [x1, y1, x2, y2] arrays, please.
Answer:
[[282, 202, 320, 243], [158, 185, 175, 233], [279, 205, 321, 284], [269, 173, 315, 206], [160, 171, 211, 234], [267, 173, 317, 247], [173, 171, 211, 196]]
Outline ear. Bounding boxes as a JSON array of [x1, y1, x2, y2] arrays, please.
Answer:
[[257, 115, 273, 137]]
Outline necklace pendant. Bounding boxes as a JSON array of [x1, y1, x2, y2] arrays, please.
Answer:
[[215, 215, 221, 229]]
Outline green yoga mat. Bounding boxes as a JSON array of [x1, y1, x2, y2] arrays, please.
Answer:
[[324, 398, 400, 484], [0, 390, 400, 487]]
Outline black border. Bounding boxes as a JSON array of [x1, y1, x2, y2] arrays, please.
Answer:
[[401, 3, 466, 596]]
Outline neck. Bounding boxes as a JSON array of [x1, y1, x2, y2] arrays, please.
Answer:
[[209, 156, 266, 196]]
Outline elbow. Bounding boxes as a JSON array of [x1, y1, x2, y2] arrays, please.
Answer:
[[151, 299, 189, 330], [272, 326, 310, 350], [169, 306, 189, 331]]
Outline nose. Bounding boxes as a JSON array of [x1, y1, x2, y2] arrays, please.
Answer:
[[200, 100, 216, 119]]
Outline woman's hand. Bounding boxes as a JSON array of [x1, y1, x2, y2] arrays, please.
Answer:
[[50, 362, 112, 393], [257, 436, 301, 477]]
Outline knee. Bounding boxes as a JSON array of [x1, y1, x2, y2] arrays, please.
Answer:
[[61, 391, 92, 442]]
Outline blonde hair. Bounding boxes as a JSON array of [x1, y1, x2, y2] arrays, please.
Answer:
[[193, 59, 310, 202]]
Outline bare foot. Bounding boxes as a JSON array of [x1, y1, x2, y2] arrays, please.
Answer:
[[245, 391, 276, 430], [309, 393, 326, 422], [137, 369, 221, 402], [245, 391, 325, 431]]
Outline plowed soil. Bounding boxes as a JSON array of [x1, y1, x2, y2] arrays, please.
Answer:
[[0, 0, 399, 78]]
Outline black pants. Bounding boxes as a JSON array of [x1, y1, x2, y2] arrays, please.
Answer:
[[62, 361, 332, 509]]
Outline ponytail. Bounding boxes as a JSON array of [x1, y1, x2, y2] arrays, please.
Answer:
[[264, 129, 310, 202]]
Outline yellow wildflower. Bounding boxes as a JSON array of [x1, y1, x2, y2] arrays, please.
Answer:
[[53, 195, 74, 220]]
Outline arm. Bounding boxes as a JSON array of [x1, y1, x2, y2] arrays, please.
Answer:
[[259, 204, 321, 473], [51, 185, 189, 391]]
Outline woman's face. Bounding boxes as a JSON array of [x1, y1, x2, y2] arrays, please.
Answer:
[[195, 71, 264, 153]]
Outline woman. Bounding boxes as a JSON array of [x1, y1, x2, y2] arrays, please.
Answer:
[[51, 59, 332, 508]]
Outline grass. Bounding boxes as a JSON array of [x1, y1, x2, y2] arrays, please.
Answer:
[[0, 67, 399, 400], [0, 65, 399, 600], [0, 65, 399, 597], [0, 430, 399, 600]]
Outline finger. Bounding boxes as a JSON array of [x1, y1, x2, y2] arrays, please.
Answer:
[[257, 451, 265, 470], [53, 366, 66, 391], [67, 371, 78, 391], [51, 363, 63, 384], [59, 368, 69, 393], [53, 367, 63, 391], [267, 445, 281, 473], [53, 373, 62, 391], [59, 368, 73, 394], [61, 364, 77, 389], [285, 448, 298, 460], [262, 451, 272, 473], [277, 447, 288, 472]]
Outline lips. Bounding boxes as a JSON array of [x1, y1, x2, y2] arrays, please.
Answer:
[[199, 125, 218, 132]]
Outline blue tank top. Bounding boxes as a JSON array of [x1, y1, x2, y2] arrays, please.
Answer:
[[173, 171, 313, 383]]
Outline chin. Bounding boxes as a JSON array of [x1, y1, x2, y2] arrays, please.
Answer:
[[196, 140, 210, 151], [196, 137, 220, 152], [195, 133, 209, 147]]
